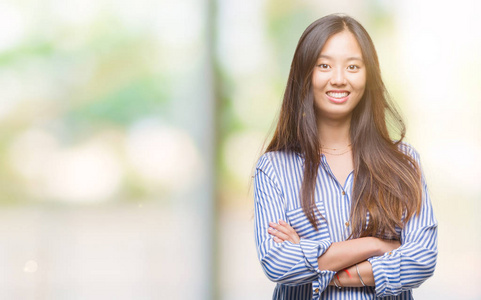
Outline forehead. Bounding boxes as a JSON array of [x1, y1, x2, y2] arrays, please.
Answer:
[[318, 30, 363, 60]]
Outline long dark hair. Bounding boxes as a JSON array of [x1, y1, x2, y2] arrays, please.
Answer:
[[266, 14, 422, 239]]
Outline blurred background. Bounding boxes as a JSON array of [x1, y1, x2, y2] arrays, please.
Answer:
[[0, 0, 479, 299]]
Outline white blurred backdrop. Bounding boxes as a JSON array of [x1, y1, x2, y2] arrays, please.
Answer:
[[0, 0, 479, 299]]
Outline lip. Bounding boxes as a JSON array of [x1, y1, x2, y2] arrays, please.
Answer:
[[326, 90, 350, 104]]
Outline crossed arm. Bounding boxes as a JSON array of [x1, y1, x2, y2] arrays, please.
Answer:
[[268, 220, 401, 287], [255, 151, 437, 295]]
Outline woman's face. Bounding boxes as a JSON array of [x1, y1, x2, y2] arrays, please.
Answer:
[[311, 30, 366, 121]]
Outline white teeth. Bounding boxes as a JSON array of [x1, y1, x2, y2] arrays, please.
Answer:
[[327, 92, 349, 98]]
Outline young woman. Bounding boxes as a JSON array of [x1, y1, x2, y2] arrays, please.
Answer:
[[253, 14, 437, 299]]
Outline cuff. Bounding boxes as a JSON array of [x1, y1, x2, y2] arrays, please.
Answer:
[[299, 238, 332, 272], [312, 270, 336, 299], [368, 250, 402, 297]]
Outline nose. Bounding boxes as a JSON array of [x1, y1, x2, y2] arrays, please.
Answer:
[[330, 68, 347, 86]]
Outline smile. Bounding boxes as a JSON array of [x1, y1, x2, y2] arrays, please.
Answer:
[[326, 91, 350, 104], [326, 91, 350, 98]]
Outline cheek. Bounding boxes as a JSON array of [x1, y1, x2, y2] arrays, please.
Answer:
[[311, 72, 329, 89], [352, 75, 367, 93]]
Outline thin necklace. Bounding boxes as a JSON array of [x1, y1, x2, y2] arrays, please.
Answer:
[[322, 148, 352, 156], [321, 143, 352, 151]]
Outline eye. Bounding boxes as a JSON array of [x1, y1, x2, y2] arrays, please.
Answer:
[[317, 63, 330, 69], [347, 65, 360, 70]]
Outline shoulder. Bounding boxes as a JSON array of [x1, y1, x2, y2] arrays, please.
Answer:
[[256, 150, 300, 169], [397, 141, 421, 163], [255, 150, 301, 178]]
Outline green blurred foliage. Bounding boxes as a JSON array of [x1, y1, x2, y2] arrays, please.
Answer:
[[0, 9, 173, 205]]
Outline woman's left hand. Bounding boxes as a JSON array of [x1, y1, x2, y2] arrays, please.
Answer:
[[268, 220, 300, 244]]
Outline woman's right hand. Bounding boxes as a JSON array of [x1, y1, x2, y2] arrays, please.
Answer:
[[268, 220, 300, 244]]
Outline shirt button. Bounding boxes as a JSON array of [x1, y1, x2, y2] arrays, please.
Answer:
[[342, 190, 346, 195], [389, 252, 392, 255], [345, 221, 349, 227], [314, 288, 319, 293]]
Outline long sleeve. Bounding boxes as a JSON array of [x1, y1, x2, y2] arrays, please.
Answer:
[[367, 148, 438, 297], [253, 154, 335, 290]]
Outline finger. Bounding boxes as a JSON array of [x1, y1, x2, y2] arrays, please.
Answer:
[[271, 221, 293, 236], [275, 222, 299, 241], [273, 236, 283, 243], [277, 220, 300, 244], [278, 220, 297, 234], [270, 221, 300, 243], [268, 228, 286, 242], [269, 227, 297, 244], [268, 227, 291, 240], [269, 222, 289, 237]]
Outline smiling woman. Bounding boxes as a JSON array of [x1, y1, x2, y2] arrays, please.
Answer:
[[253, 14, 437, 300]]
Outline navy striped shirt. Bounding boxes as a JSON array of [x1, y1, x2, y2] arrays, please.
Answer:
[[253, 143, 437, 299]]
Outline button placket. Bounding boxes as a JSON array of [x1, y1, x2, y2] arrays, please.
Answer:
[[342, 189, 351, 239]]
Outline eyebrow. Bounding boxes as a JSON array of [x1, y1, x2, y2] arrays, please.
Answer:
[[318, 54, 364, 62]]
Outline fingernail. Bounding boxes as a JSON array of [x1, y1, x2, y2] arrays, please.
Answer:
[[279, 220, 285, 224]]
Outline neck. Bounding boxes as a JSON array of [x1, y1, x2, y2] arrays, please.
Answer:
[[317, 116, 352, 149]]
